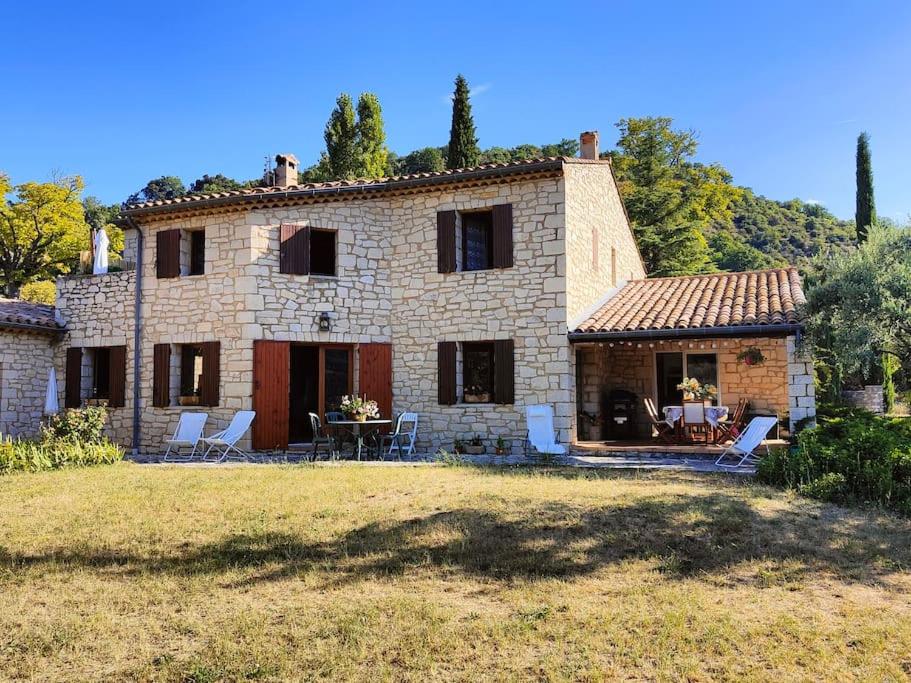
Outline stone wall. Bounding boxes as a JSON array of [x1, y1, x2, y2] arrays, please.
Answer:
[[842, 385, 884, 415], [0, 330, 58, 439]]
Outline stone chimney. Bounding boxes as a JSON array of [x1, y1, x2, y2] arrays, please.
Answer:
[[580, 131, 600, 160], [274, 153, 299, 188]]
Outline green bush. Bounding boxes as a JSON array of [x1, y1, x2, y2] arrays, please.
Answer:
[[42, 407, 108, 443], [0, 438, 123, 474], [757, 411, 911, 514]]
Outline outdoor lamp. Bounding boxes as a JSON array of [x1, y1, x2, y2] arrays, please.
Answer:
[[318, 311, 332, 332]]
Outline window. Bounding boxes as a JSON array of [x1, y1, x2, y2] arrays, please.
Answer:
[[463, 342, 495, 402], [179, 344, 204, 397], [188, 230, 205, 276], [90, 348, 111, 399], [309, 229, 337, 276], [461, 211, 493, 271], [655, 352, 719, 408]]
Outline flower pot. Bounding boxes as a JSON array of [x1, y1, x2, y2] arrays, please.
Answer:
[[179, 395, 199, 406], [84, 398, 108, 407], [495, 447, 509, 456], [354, 414, 367, 423]]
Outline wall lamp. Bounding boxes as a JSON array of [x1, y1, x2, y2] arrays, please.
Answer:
[[318, 311, 332, 332]]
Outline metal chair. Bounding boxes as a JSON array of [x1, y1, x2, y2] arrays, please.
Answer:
[[308, 412, 338, 461]]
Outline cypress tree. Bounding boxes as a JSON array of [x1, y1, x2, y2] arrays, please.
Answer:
[[355, 93, 389, 179], [447, 74, 480, 169], [855, 131, 876, 242], [324, 94, 358, 180]]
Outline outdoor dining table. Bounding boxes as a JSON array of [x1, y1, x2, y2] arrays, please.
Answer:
[[663, 405, 729, 442], [326, 419, 392, 460]]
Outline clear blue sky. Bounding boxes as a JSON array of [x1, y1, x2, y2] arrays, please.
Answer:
[[2, 1, 909, 221]]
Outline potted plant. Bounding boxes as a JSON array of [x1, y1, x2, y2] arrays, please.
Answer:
[[737, 346, 766, 367], [178, 393, 199, 406], [464, 385, 491, 403], [463, 435, 485, 455], [676, 377, 718, 405], [452, 438, 465, 455], [495, 435, 510, 456], [339, 395, 380, 422]]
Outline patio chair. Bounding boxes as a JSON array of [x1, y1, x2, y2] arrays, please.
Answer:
[[309, 412, 339, 461], [716, 398, 748, 444], [524, 404, 567, 457], [644, 398, 674, 444], [715, 416, 779, 468], [325, 411, 344, 423], [163, 412, 208, 461], [682, 400, 709, 444], [201, 411, 256, 462], [382, 412, 418, 459]]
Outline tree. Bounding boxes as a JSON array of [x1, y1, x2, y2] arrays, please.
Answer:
[[324, 94, 358, 180], [802, 225, 911, 380], [188, 174, 244, 194], [0, 174, 88, 296], [609, 117, 743, 276], [447, 74, 479, 169], [855, 131, 876, 242], [355, 93, 388, 178], [19, 280, 56, 305], [392, 147, 446, 175], [127, 176, 186, 204], [708, 231, 777, 272], [82, 196, 125, 257]]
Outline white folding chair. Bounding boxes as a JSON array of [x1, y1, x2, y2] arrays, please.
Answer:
[[524, 404, 567, 457], [163, 412, 208, 461], [715, 416, 779, 468], [682, 400, 708, 443], [201, 411, 256, 462], [383, 412, 418, 459]]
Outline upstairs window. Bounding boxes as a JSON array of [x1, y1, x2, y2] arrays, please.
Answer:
[[461, 211, 493, 271], [188, 230, 205, 276], [155, 228, 206, 278], [309, 229, 337, 276], [280, 224, 338, 276]]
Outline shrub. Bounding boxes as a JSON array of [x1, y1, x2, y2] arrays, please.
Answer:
[[757, 411, 911, 514], [0, 438, 123, 474], [42, 407, 108, 443], [19, 280, 56, 305]]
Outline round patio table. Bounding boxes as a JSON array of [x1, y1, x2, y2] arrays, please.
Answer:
[[326, 419, 392, 460]]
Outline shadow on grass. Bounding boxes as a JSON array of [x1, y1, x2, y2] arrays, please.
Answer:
[[2, 490, 910, 588]]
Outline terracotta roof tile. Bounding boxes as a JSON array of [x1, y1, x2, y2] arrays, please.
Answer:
[[0, 298, 63, 333], [574, 268, 805, 334]]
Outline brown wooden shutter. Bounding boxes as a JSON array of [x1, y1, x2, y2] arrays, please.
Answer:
[[494, 339, 515, 405], [280, 224, 310, 275], [359, 343, 393, 431], [64, 347, 82, 408], [252, 340, 290, 450], [152, 343, 171, 407], [108, 345, 127, 408], [492, 203, 514, 269], [437, 211, 456, 273], [438, 341, 457, 405], [156, 229, 181, 279], [200, 341, 220, 407]]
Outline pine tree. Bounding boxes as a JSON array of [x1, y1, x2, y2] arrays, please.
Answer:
[[324, 94, 358, 180], [355, 93, 388, 178], [447, 74, 479, 169], [855, 131, 876, 242]]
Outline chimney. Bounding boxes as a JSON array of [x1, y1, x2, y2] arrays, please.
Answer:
[[580, 131, 600, 160], [274, 153, 299, 188]]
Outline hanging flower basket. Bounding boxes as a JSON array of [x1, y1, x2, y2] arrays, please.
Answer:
[[737, 346, 766, 367]]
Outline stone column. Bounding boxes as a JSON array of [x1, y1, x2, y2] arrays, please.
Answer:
[[786, 335, 816, 431]]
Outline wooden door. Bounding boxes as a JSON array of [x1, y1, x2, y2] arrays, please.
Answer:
[[359, 343, 393, 428], [252, 340, 290, 450]]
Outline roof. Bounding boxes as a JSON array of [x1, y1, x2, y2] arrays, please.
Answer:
[[572, 267, 805, 337], [122, 156, 606, 217], [0, 298, 64, 334]]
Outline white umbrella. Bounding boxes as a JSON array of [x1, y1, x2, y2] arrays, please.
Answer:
[[44, 367, 59, 415], [92, 228, 109, 275]]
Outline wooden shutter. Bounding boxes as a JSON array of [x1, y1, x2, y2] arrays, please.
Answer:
[[156, 229, 181, 279], [280, 224, 310, 275], [252, 340, 290, 450], [359, 343, 393, 431], [437, 211, 456, 273], [438, 341, 457, 405], [200, 341, 220, 407], [108, 345, 127, 408], [152, 343, 171, 407], [492, 203, 514, 268], [494, 339, 515, 405], [64, 347, 82, 408]]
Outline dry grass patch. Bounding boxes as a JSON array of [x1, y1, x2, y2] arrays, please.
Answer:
[[1, 464, 910, 681]]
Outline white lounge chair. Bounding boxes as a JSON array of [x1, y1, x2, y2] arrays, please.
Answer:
[[524, 404, 567, 457], [201, 411, 256, 462], [382, 412, 418, 459], [714, 416, 779, 468], [163, 412, 208, 461]]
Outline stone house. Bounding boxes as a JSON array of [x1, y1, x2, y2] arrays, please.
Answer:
[[2, 131, 816, 451]]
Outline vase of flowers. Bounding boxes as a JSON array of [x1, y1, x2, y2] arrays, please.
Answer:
[[339, 395, 380, 422], [676, 377, 718, 403]]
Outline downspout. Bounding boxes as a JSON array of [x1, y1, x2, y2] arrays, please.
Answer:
[[122, 215, 144, 455]]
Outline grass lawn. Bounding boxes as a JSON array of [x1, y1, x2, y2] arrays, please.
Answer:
[[2, 464, 911, 681]]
